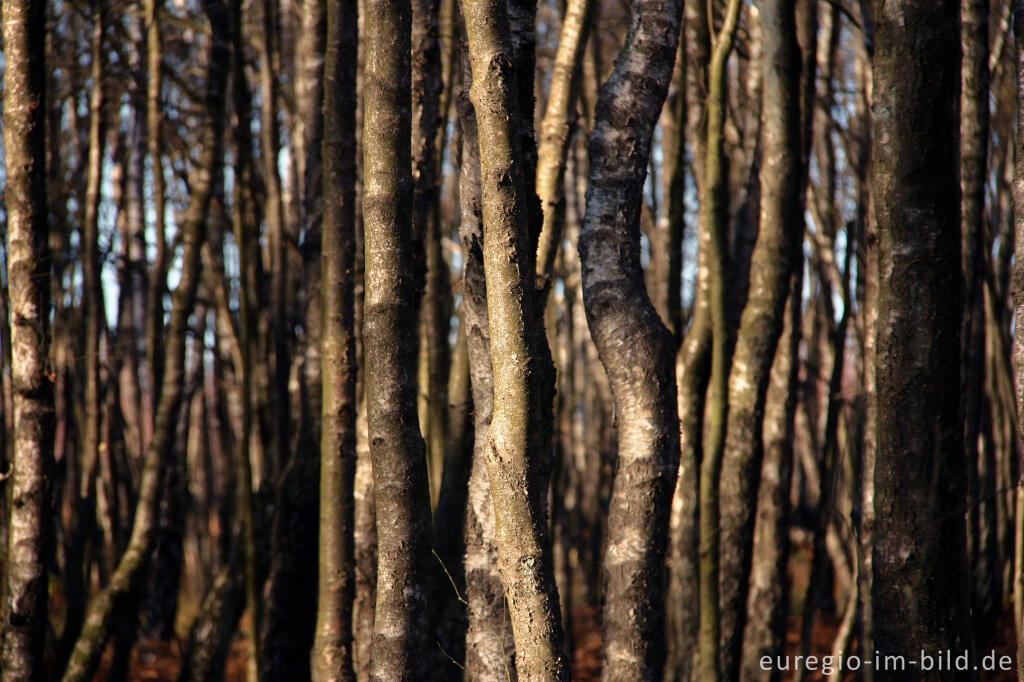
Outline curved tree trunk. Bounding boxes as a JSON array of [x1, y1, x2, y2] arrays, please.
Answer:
[[577, 0, 682, 678], [0, 0, 53, 676], [870, 0, 972, 674]]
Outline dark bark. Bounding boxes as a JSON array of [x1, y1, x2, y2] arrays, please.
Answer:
[[177, 553, 245, 682], [577, 0, 682, 677], [961, 0, 995, 642], [412, 0, 449, 508], [0, 0, 53, 676], [228, 2, 263, 678], [1011, 0, 1024, 672], [870, 0, 972, 674]]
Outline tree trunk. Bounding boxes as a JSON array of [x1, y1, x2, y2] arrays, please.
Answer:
[[362, 0, 436, 674], [738, 277, 801, 682], [961, 0, 994, 642], [577, 0, 682, 678], [696, 0, 744, 676], [717, 0, 802, 672], [870, 0, 972, 673], [313, 0, 359, 676], [535, 0, 594, 292], [456, 67, 517, 681], [460, 0, 569, 675], [1011, 0, 1024, 674], [145, 0, 168, 430], [228, 1, 263, 678], [412, 0, 449, 508], [59, 2, 229, 677], [0, 0, 53, 675]]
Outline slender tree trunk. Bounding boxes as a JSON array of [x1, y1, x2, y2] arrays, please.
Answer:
[[61, 4, 107, 663], [81, 0, 106, 562], [313, 0, 359, 677], [654, 37, 686, 344], [535, 0, 594, 292], [456, 67, 517, 681], [259, 0, 290, 480], [666, 2, 714, 676], [962, 0, 995, 643], [716, 0, 802, 674], [870, 0, 972, 674], [228, 2, 262, 678], [412, 0, 449, 508], [362, 0, 436, 675], [738, 276, 801, 682], [577, 0, 682, 678], [59, 3, 229, 677], [460, 0, 569, 676], [696, 0, 744, 676], [0, 0, 53, 676], [145, 0, 167, 431]]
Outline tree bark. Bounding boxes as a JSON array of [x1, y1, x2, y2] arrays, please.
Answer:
[[460, 0, 569, 675], [456, 67, 517, 681], [313, 0, 359, 677], [0, 0, 53, 676], [870, 0, 972, 674], [412, 0, 449, 508], [738, 277, 801, 682], [362, 0, 436, 675], [961, 0, 994, 641], [577, 0, 682, 678], [1011, 0, 1024, 674], [59, 2, 229, 677], [535, 0, 594, 293], [228, 1, 263, 677], [717, 0, 802, 673], [145, 0, 168, 429], [695, 0, 744, 676]]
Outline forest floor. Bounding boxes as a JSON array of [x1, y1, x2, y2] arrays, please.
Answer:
[[96, 606, 1020, 681]]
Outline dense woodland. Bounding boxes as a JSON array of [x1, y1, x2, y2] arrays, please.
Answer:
[[1, 0, 1023, 679]]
